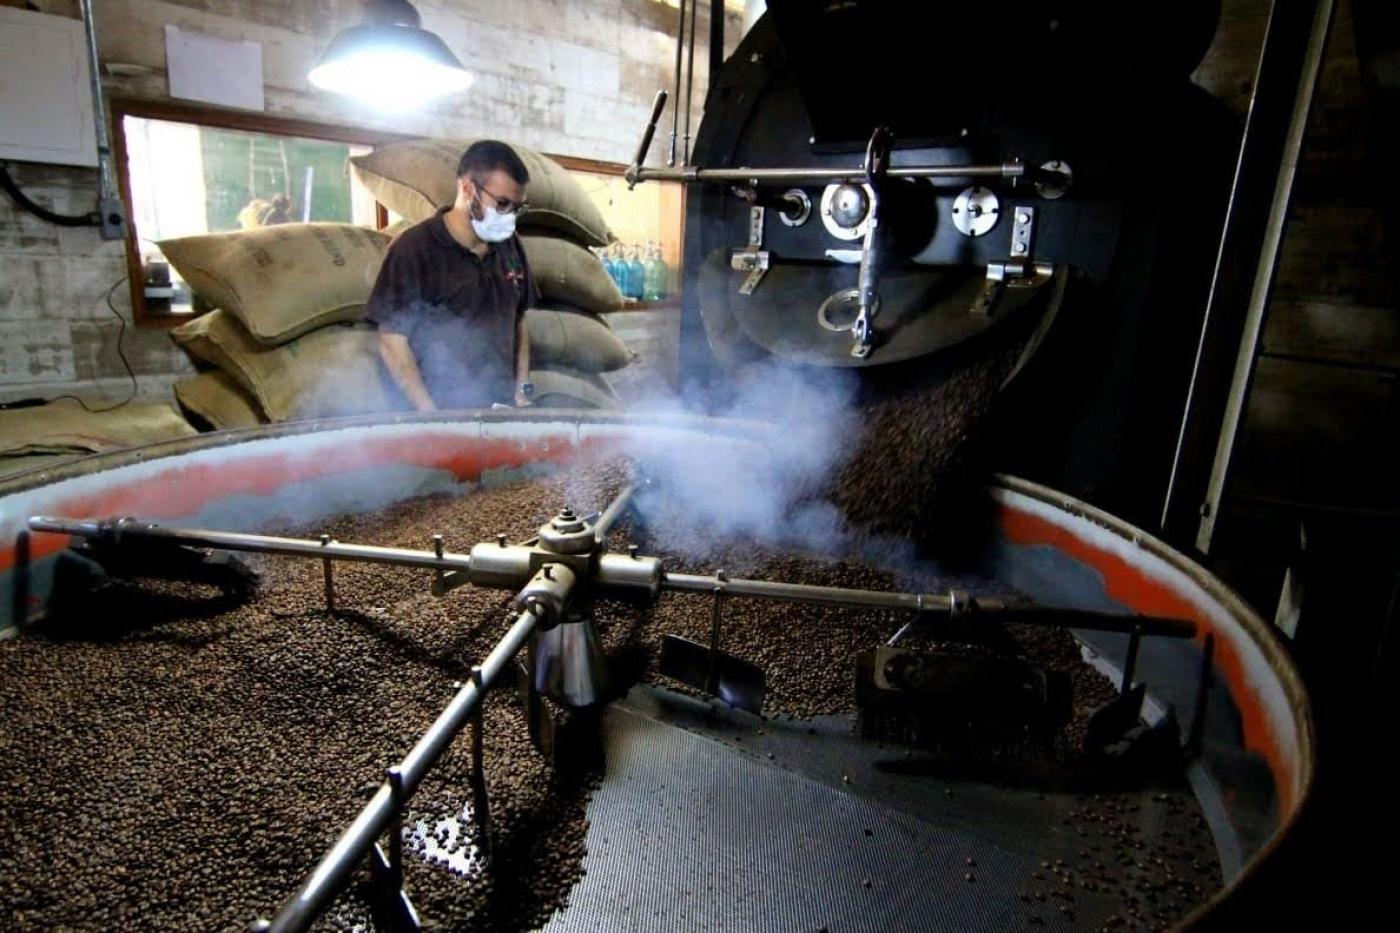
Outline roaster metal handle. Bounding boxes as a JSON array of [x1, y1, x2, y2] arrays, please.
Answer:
[[627, 89, 670, 189]]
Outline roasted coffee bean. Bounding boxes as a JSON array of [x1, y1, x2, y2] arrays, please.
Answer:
[[1, 455, 1221, 930]]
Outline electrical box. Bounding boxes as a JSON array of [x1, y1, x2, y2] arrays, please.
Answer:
[[0, 6, 97, 167]]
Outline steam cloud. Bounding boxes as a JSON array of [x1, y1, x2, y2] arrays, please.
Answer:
[[601, 360, 869, 569]]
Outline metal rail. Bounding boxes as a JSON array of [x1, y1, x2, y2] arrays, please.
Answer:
[[627, 161, 1028, 187], [260, 591, 555, 932], [27, 516, 474, 574], [659, 572, 1195, 638], [592, 483, 636, 545]]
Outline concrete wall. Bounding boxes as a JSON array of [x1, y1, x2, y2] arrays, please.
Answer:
[[0, 0, 743, 403]]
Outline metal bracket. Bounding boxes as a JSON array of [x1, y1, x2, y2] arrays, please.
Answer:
[[850, 126, 893, 359], [731, 206, 770, 295], [1010, 205, 1036, 258], [970, 206, 1051, 318], [468, 665, 493, 863], [320, 534, 335, 613], [367, 765, 422, 933]]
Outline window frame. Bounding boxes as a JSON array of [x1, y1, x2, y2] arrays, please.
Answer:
[[110, 98, 640, 326]]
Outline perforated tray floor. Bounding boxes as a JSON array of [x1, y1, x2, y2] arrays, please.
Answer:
[[543, 687, 1216, 932]]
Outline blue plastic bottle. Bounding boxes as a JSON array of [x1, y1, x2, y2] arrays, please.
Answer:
[[605, 246, 625, 290]]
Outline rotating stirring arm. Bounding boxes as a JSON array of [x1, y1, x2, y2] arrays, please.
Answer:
[[26, 510, 1194, 639]]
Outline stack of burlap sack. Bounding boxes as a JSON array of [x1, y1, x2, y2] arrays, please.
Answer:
[[161, 138, 631, 429], [0, 398, 197, 477]]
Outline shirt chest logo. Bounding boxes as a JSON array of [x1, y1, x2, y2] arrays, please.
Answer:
[[502, 255, 525, 290]]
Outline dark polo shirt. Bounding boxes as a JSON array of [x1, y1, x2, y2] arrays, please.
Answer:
[[366, 207, 539, 408]]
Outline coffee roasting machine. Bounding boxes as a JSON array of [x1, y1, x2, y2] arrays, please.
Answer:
[[622, 0, 1239, 529], [3, 2, 1326, 931]]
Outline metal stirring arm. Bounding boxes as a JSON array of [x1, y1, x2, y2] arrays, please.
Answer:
[[658, 571, 1196, 639], [26, 511, 1193, 639], [254, 564, 576, 933]]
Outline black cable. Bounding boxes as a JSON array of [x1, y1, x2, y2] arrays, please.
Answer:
[[44, 277, 139, 414], [0, 163, 101, 228]]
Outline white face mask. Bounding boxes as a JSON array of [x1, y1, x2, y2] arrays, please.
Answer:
[[470, 197, 517, 243]]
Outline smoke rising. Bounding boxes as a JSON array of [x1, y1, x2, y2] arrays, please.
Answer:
[[601, 359, 868, 568]]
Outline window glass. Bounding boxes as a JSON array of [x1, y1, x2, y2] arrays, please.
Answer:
[[123, 116, 376, 317]]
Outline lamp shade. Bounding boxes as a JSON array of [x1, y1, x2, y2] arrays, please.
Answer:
[[308, 16, 472, 109]]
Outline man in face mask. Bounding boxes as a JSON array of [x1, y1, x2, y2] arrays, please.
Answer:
[[367, 140, 538, 410]]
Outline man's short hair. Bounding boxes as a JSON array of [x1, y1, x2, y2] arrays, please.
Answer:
[[457, 141, 530, 185]]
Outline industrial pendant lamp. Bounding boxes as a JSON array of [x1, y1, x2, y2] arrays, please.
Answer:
[[308, 0, 472, 109]]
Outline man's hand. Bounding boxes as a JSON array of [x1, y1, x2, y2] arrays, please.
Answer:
[[514, 388, 533, 408], [378, 332, 437, 412]]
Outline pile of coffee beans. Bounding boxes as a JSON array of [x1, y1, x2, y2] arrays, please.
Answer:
[[0, 456, 1209, 931]]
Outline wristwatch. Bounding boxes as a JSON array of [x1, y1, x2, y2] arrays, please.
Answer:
[[517, 381, 535, 400]]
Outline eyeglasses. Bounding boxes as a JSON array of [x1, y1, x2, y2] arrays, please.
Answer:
[[472, 178, 527, 216]]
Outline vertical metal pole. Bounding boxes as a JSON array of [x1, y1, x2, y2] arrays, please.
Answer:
[[668, 0, 687, 166], [320, 534, 335, 612], [1160, 0, 1337, 550], [708, 569, 727, 694], [1193, 0, 1337, 554], [78, 0, 115, 199], [469, 665, 492, 861], [77, 0, 126, 238], [683, 0, 699, 164], [1121, 625, 1143, 694], [385, 766, 405, 889], [431, 535, 444, 587]]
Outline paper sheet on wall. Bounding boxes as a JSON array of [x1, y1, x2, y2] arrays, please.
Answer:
[[165, 24, 265, 111]]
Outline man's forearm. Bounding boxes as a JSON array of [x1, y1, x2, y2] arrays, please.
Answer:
[[516, 315, 530, 384], [378, 332, 436, 411]]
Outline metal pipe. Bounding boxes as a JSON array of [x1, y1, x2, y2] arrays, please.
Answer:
[[27, 516, 474, 574], [628, 161, 1025, 186], [263, 601, 547, 933], [659, 572, 1195, 638], [668, 0, 686, 166], [78, 0, 116, 200], [632, 91, 668, 177], [661, 571, 953, 612], [683, 0, 698, 164], [593, 484, 637, 544]]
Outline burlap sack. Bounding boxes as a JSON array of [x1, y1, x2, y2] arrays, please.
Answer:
[[350, 139, 615, 247], [521, 235, 623, 314], [526, 305, 631, 373], [174, 371, 267, 431], [171, 310, 401, 423], [0, 399, 196, 456], [529, 367, 619, 410], [158, 224, 388, 346]]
